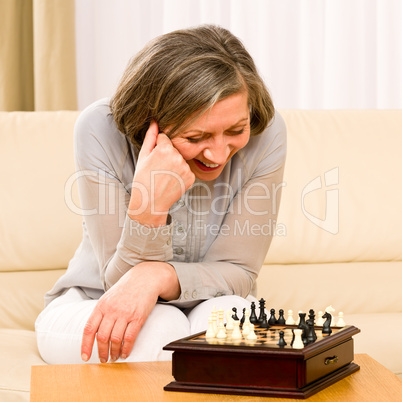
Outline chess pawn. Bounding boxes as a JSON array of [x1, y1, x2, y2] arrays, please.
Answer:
[[277, 309, 286, 325], [206, 316, 216, 339], [216, 321, 227, 339], [286, 310, 296, 325], [247, 324, 258, 340], [292, 329, 304, 349], [260, 313, 269, 329], [306, 319, 317, 344], [243, 309, 250, 328], [277, 330, 287, 347], [336, 312, 346, 327], [231, 320, 242, 340], [268, 308, 277, 326], [242, 323, 250, 337], [225, 310, 234, 330]]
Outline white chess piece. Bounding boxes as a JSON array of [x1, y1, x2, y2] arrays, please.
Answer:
[[242, 326, 250, 337], [247, 324, 257, 340], [225, 310, 234, 330], [218, 308, 224, 328], [316, 311, 324, 326], [211, 307, 218, 335], [242, 309, 250, 336], [206, 316, 216, 339], [336, 312, 346, 327], [242, 318, 250, 337], [292, 329, 304, 349], [244, 309, 250, 328], [325, 305, 335, 314], [285, 310, 295, 325], [231, 320, 242, 340], [216, 321, 227, 339]]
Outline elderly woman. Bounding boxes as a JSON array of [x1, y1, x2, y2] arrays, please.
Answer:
[[35, 25, 286, 364]]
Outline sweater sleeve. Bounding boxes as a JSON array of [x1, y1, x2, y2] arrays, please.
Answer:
[[73, 101, 174, 290]]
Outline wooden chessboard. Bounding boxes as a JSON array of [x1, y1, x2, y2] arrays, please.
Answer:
[[163, 324, 361, 399], [189, 324, 342, 349]]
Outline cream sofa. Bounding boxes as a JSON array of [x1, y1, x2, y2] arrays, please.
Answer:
[[1, 109, 401, 401]]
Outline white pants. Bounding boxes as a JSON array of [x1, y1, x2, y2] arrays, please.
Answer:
[[35, 287, 256, 364]]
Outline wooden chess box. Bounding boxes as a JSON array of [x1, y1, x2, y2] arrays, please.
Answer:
[[163, 324, 360, 399]]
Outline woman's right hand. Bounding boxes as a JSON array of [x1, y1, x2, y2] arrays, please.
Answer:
[[128, 121, 195, 227]]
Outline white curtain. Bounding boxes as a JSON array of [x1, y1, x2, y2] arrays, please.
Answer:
[[75, 0, 402, 111]]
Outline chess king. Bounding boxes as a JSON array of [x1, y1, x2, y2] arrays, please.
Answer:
[[35, 24, 286, 364]]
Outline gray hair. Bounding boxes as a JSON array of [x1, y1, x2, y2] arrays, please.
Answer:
[[111, 25, 274, 149]]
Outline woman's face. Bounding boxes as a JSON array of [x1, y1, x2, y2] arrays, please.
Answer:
[[170, 91, 251, 181]]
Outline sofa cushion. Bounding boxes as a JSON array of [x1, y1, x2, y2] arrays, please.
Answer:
[[0, 269, 66, 331], [0, 329, 46, 402], [267, 110, 402, 265], [257, 261, 402, 314], [0, 111, 82, 272]]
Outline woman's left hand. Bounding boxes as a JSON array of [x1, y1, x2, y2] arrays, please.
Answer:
[[80, 261, 180, 363]]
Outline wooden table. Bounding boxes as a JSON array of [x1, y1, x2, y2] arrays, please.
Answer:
[[31, 354, 402, 401]]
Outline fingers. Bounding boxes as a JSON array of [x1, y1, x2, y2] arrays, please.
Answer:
[[81, 309, 103, 362], [96, 318, 115, 363], [138, 120, 159, 161], [156, 132, 172, 146], [109, 318, 127, 361], [120, 321, 141, 359], [82, 310, 142, 363]]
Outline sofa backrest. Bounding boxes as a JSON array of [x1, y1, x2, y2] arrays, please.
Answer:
[[266, 110, 402, 265], [0, 111, 82, 273], [1, 110, 401, 329], [3, 110, 401, 273]]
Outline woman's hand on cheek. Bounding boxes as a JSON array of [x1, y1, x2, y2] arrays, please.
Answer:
[[129, 121, 195, 227]]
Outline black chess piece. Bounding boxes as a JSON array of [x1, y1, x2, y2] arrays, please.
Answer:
[[268, 308, 277, 326], [322, 311, 333, 334], [232, 307, 239, 321], [306, 319, 317, 344], [240, 308, 246, 327], [277, 330, 287, 347], [260, 313, 269, 329], [258, 298, 266, 324], [297, 313, 307, 329], [249, 302, 258, 324], [290, 328, 295, 346], [308, 309, 315, 324], [277, 309, 286, 325], [298, 313, 309, 345]]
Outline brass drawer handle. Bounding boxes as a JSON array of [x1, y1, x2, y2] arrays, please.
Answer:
[[324, 356, 339, 365]]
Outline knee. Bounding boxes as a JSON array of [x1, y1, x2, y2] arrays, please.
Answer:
[[142, 304, 190, 339], [124, 304, 190, 362]]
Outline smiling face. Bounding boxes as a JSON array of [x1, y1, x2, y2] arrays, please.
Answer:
[[170, 91, 251, 181]]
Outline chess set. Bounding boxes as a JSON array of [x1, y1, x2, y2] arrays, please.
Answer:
[[164, 300, 361, 399]]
